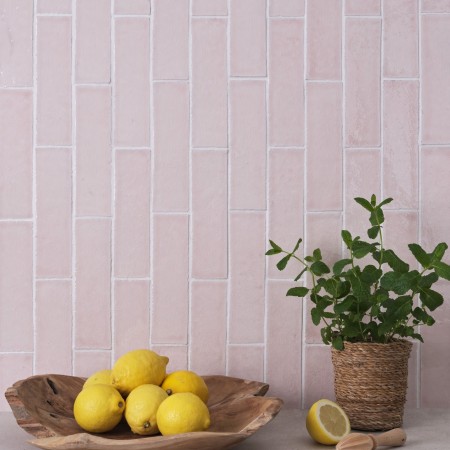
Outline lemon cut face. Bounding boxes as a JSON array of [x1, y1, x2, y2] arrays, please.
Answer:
[[306, 399, 350, 445]]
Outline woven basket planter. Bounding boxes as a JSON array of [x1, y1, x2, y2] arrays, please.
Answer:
[[331, 340, 413, 431]]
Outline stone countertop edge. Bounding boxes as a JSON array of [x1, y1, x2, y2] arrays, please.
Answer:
[[1, 408, 448, 450]]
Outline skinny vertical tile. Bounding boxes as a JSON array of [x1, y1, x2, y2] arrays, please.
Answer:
[[230, 0, 267, 77], [0, 90, 32, 219], [192, 0, 228, 15], [383, 80, 419, 209], [266, 280, 302, 407], [114, 280, 150, 358], [269, 0, 305, 16], [76, 0, 111, 83], [153, 0, 189, 80], [35, 281, 72, 374], [268, 148, 304, 280], [153, 82, 189, 212], [76, 86, 112, 217], [37, 0, 72, 14], [306, 82, 343, 211], [383, 0, 418, 78], [190, 281, 227, 374], [114, 150, 151, 278], [230, 80, 266, 210], [421, 15, 450, 144], [192, 151, 228, 279], [36, 148, 72, 278], [0, 0, 33, 87], [0, 223, 33, 352], [269, 19, 304, 147], [345, 0, 380, 15], [114, 18, 150, 147], [227, 345, 264, 381], [307, 0, 342, 80], [75, 219, 111, 349], [345, 18, 381, 147], [192, 18, 228, 148], [37, 16, 72, 146], [152, 215, 189, 344], [115, 0, 151, 14], [229, 212, 265, 344]]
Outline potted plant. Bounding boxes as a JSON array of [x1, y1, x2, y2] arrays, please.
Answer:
[[266, 195, 450, 431]]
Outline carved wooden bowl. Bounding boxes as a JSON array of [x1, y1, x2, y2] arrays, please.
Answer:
[[5, 374, 283, 450]]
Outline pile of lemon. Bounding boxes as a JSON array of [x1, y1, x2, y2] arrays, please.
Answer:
[[73, 349, 211, 436]]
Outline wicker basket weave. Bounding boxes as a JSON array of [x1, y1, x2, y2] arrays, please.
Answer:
[[331, 340, 413, 431]]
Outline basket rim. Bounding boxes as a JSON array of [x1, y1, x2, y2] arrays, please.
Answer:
[[331, 339, 413, 350]]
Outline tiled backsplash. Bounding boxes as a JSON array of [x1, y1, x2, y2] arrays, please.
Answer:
[[1, 0, 450, 411]]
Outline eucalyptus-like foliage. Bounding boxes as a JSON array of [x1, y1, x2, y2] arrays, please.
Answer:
[[266, 195, 450, 350]]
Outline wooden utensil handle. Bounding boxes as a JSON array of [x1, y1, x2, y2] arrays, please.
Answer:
[[370, 428, 407, 447]]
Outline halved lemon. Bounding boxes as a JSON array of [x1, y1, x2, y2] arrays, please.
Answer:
[[306, 399, 351, 445]]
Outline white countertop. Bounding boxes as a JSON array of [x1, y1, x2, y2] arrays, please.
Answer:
[[2, 408, 450, 450]]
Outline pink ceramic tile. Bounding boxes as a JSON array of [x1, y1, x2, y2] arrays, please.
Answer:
[[230, 0, 266, 77], [0, 0, 33, 87], [75, 0, 111, 83], [192, 150, 228, 279], [421, 283, 450, 407], [345, 18, 381, 147], [0, 90, 32, 219], [230, 80, 266, 210], [421, 148, 450, 250], [36, 148, 72, 278], [345, 0, 380, 15], [192, 0, 228, 16], [37, 0, 72, 14], [76, 86, 112, 217], [229, 212, 265, 344], [0, 223, 33, 352], [227, 345, 264, 381], [35, 280, 72, 374], [150, 346, 188, 372], [190, 281, 227, 375], [344, 149, 381, 239], [115, 0, 151, 15], [383, 80, 419, 209], [421, 15, 450, 144], [151, 215, 189, 344], [74, 350, 112, 377], [0, 353, 33, 411], [192, 19, 228, 148], [303, 345, 335, 407], [269, 19, 304, 147], [75, 219, 111, 349], [422, 0, 450, 12], [269, 0, 305, 16], [114, 280, 150, 358], [36, 16, 72, 146], [266, 280, 302, 407], [153, 82, 189, 212], [268, 148, 304, 280], [114, 150, 151, 278], [114, 18, 150, 147], [306, 82, 343, 211], [306, 0, 342, 80], [153, 0, 189, 80], [383, 0, 418, 78]]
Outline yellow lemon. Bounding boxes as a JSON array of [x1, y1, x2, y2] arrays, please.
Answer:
[[73, 384, 125, 433], [161, 370, 209, 404], [111, 349, 169, 397], [306, 399, 350, 445], [83, 369, 112, 388], [156, 392, 211, 436], [125, 384, 168, 435]]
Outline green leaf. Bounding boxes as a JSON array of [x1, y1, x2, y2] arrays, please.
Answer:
[[286, 287, 309, 297], [343, 321, 362, 338], [367, 226, 380, 239], [265, 248, 282, 255], [341, 230, 353, 249], [378, 197, 394, 208], [408, 243, 431, 268], [310, 261, 331, 276], [269, 240, 282, 251], [378, 318, 395, 336], [360, 265, 383, 284], [312, 248, 322, 261], [332, 335, 344, 350], [276, 254, 291, 271], [311, 307, 321, 326], [412, 307, 435, 326], [370, 194, 377, 206], [370, 207, 385, 226], [382, 249, 410, 273], [354, 197, 373, 212], [333, 258, 352, 276], [412, 333, 424, 343], [419, 288, 444, 311], [304, 256, 315, 263], [431, 242, 448, 263], [380, 271, 420, 295], [352, 240, 376, 259], [432, 261, 450, 281], [320, 327, 332, 345], [291, 238, 302, 253], [294, 267, 308, 282], [418, 271, 439, 289], [334, 296, 354, 314]]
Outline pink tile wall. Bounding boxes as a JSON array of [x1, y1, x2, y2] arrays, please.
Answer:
[[2, 2, 450, 411]]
